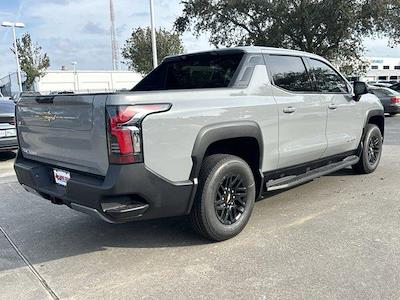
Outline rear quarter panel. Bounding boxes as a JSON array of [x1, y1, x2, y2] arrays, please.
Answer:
[[109, 69, 279, 182]]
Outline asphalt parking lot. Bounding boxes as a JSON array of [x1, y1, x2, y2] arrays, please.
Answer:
[[1, 115, 400, 300]]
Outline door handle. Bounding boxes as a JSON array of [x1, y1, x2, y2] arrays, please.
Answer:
[[328, 104, 337, 110], [283, 106, 296, 114]]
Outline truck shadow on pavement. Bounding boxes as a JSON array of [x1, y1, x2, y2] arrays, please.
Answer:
[[324, 167, 357, 176], [0, 166, 361, 271], [0, 183, 214, 272]]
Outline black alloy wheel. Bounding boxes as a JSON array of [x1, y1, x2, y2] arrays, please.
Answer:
[[190, 154, 256, 241], [215, 174, 248, 225]]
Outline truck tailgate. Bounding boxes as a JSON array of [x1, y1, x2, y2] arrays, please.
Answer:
[[16, 94, 110, 176]]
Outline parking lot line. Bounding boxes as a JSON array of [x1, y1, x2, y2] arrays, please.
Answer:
[[0, 226, 59, 300]]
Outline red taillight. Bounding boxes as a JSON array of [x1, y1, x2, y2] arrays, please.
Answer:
[[391, 96, 400, 104], [106, 104, 171, 164]]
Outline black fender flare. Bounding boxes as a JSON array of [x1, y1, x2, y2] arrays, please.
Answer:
[[189, 121, 264, 180], [364, 109, 385, 136], [357, 109, 385, 156]]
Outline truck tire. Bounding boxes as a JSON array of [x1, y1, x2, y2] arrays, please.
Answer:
[[352, 124, 383, 174], [190, 154, 256, 241]]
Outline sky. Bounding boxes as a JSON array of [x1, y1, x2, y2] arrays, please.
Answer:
[[1, 0, 400, 77]]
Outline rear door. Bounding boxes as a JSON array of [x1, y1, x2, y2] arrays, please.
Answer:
[[306, 58, 363, 157], [265, 54, 327, 168]]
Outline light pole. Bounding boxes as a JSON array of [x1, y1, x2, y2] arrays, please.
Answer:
[[149, 0, 158, 69], [71, 61, 77, 92], [1, 21, 25, 92]]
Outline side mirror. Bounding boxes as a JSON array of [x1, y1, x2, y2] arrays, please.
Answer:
[[353, 81, 368, 101]]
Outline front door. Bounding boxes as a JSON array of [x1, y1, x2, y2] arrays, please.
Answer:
[[306, 58, 363, 157]]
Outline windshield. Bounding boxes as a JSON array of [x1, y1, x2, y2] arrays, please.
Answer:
[[132, 51, 244, 91]]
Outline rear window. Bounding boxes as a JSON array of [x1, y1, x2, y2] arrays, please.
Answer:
[[132, 52, 244, 91], [371, 88, 399, 97], [267, 55, 313, 92]]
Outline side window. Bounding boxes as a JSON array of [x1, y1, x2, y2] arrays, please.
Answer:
[[267, 55, 313, 92], [309, 59, 349, 93]]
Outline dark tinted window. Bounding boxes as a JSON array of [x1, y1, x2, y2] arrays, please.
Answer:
[[383, 66, 390, 70], [395, 66, 400, 70], [132, 52, 244, 91], [371, 65, 379, 70], [268, 55, 313, 92], [309, 59, 348, 93]]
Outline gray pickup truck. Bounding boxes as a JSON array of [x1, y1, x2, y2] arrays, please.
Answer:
[[14, 47, 384, 241]]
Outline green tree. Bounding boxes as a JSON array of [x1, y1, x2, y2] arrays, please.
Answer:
[[122, 27, 184, 74], [14, 33, 50, 90], [175, 0, 400, 75]]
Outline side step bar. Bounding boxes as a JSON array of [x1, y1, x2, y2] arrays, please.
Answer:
[[266, 155, 359, 191]]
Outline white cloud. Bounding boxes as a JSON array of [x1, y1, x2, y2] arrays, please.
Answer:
[[364, 37, 400, 58], [0, 0, 211, 76]]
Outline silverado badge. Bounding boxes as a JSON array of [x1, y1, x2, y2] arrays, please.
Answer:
[[39, 111, 57, 122]]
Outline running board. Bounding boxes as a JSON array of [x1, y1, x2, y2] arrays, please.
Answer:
[[266, 155, 359, 191]]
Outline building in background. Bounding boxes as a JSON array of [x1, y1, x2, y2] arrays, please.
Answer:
[[0, 70, 142, 97], [363, 57, 400, 82], [35, 70, 142, 94]]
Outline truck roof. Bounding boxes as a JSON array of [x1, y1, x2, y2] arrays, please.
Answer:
[[164, 46, 329, 63]]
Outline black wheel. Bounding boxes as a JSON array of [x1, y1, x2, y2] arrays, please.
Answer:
[[190, 154, 256, 241], [352, 124, 383, 174]]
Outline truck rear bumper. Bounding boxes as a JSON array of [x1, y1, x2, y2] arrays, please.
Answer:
[[14, 153, 197, 223]]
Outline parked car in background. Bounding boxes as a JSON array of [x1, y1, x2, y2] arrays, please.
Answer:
[[370, 81, 397, 88], [368, 86, 400, 116], [390, 82, 400, 92], [0, 99, 18, 152]]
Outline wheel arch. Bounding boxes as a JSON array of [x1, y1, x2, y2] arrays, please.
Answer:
[[189, 121, 264, 207], [365, 109, 385, 138], [357, 109, 385, 157]]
